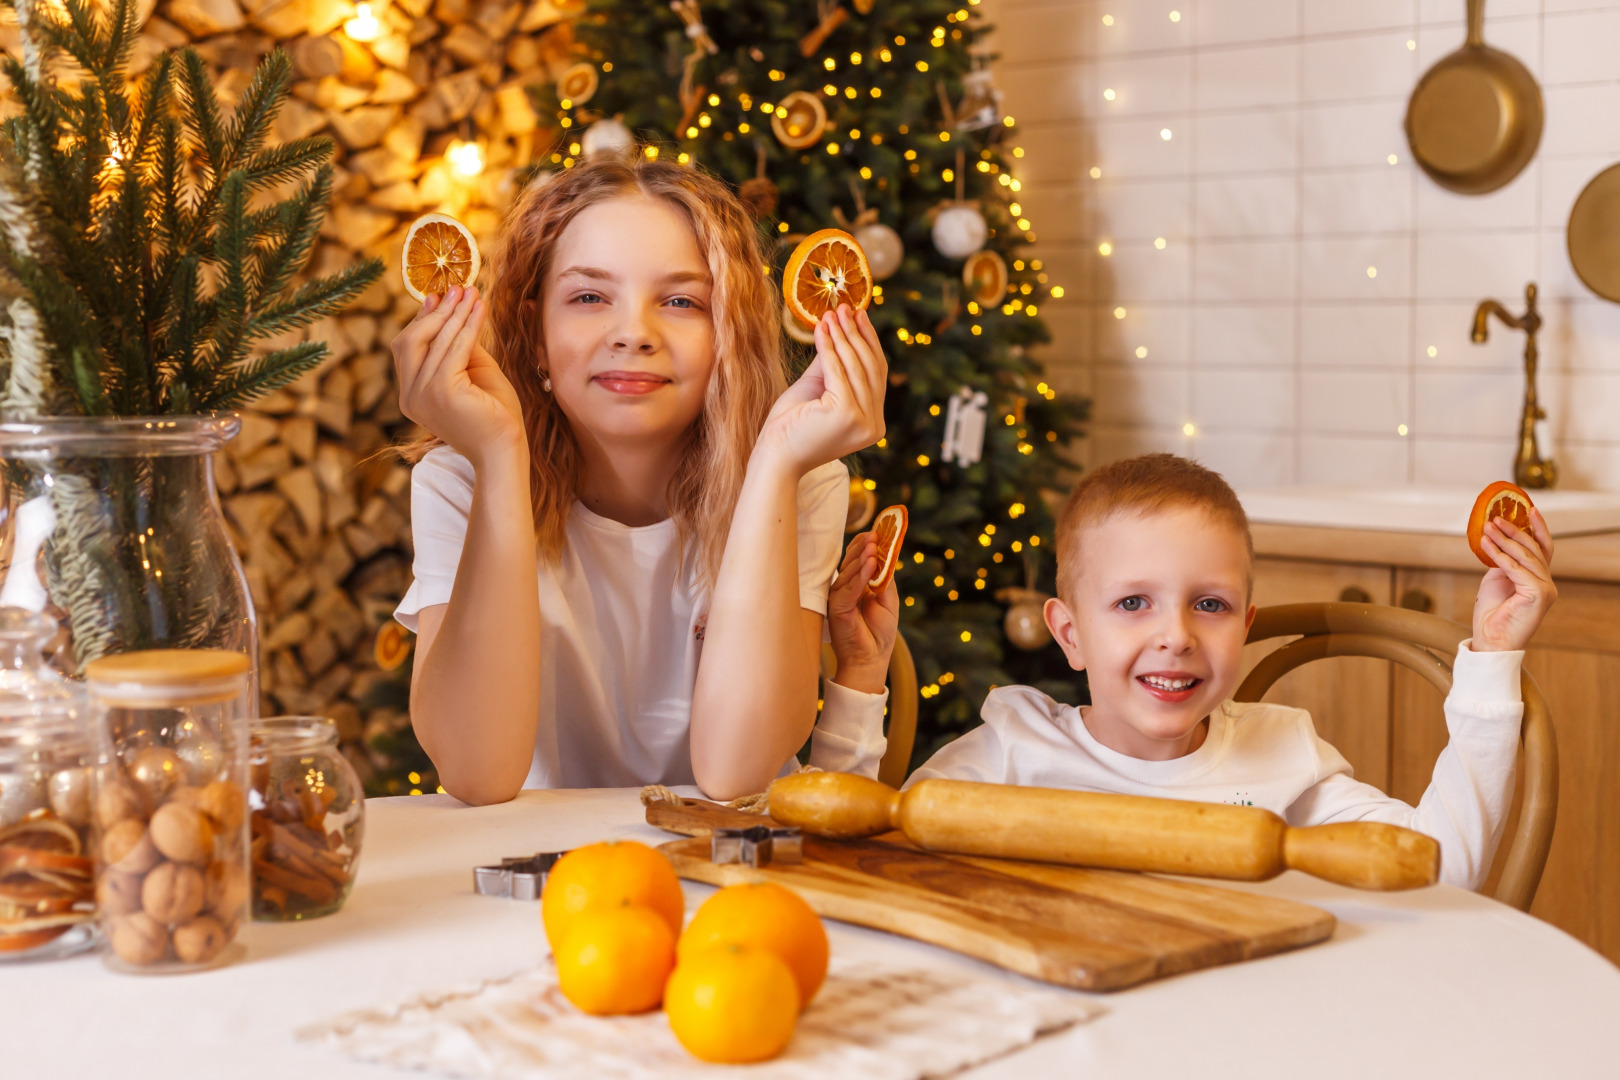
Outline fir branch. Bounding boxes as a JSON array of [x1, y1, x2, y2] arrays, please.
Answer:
[[224, 49, 292, 169], [241, 136, 331, 193], [202, 338, 327, 410], [178, 48, 226, 180], [248, 162, 330, 303], [243, 257, 382, 345]]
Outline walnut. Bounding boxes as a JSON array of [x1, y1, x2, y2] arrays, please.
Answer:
[[96, 870, 145, 917], [205, 860, 250, 924], [94, 776, 148, 829], [172, 914, 227, 965], [149, 803, 215, 865], [199, 779, 245, 832], [101, 819, 161, 876], [107, 912, 168, 966], [142, 861, 205, 924]]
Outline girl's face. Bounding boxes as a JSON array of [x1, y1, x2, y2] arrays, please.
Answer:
[[539, 194, 716, 449]]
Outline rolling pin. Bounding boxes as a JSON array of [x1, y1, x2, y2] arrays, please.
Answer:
[[767, 772, 1440, 891]]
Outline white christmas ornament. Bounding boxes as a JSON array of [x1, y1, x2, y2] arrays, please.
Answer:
[[941, 388, 989, 467], [580, 117, 634, 159], [932, 203, 988, 259], [856, 222, 904, 280]]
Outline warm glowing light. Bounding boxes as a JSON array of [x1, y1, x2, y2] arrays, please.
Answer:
[[1170, 9, 1181, 21], [1051, 286, 1065, 298], [1182, 422, 1196, 436], [447, 139, 484, 177], [1113, 306, 1127, 319], [1407, 39, 1416, 50], [1090, 166, 1102, 178], [1366, 266, 1378, 278], [1160, 127, 1173, 140], [1098, 241, 1113, 256], [1427, 345, 1438, 357], [1388, 153, 1399, 165], [1135, 346, 1148, 358], [1103, 88, 1116, 101], [1102, 13, 1114, 25], [344, 2, 381, 41], [1398, 424, 1410, 436], [1155, 237, 1167, 249]]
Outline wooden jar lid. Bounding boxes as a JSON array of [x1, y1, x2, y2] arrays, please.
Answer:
[[86, 649, 250, 706]]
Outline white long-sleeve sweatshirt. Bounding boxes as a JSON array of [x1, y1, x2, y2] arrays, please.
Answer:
[[806, 681, 889, 778], [906, 643, 1523, 891]]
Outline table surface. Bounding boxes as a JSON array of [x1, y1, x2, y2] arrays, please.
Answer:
[[4, 788, 1618, 1079]]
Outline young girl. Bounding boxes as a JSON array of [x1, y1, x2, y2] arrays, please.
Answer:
[[390, 157, 892, 804]]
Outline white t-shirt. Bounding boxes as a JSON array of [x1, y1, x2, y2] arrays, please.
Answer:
[[396, 447, 861, 789], [907, 644, 1523, 891]]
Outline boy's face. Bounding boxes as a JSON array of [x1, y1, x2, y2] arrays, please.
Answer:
[[1044, 507, 1256, 761]]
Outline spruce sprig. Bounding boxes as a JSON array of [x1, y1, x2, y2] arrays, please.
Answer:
[[0, 0, 384, 419]]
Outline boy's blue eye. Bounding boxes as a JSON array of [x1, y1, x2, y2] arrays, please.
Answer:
[[1118, 596, 1144, 612], [1195, 598, 1228, 613]]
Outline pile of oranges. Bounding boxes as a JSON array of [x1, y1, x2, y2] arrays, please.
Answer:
[[541, 840, 828, 1064]]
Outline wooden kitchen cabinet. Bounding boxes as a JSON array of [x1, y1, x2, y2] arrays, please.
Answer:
[[1249, 537, 1620, 967]]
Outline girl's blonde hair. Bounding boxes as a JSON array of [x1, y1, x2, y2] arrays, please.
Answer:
[[407, 156, 787, 589]]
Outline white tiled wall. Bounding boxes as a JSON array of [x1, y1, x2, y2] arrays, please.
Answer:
[[988, 0, 1620, 490]]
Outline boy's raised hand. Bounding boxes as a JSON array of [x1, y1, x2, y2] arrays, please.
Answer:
[[759, 304, 887, 475], [826, 530, 899, 695], [392, 286, 527, 468], [1472, 506, 1557, 652]]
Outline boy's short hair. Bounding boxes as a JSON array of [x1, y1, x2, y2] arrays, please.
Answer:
[[1054, 453, 1252, 601]]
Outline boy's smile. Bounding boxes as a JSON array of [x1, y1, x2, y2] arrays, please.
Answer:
[[1045, 506, 1255, 761]]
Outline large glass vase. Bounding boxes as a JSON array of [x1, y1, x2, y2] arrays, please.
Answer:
[[0, 417, 257, 682]]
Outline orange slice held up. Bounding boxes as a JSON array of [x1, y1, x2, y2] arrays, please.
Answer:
[[401, 212, 481, 303], [783, 228, 872, 332], [867, 504, 907, 593], [1467, 480, 1535, 568]]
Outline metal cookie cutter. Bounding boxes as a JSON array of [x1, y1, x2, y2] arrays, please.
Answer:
[[473, 852, 568, 900], [711, 824, 802, 868]]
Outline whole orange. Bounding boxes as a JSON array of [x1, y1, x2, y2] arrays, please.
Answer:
[[665, 945, 800, 1063], [554, 905, 677, 1016], [678, 882, 828, 1008], [541, 841, 685, 950]]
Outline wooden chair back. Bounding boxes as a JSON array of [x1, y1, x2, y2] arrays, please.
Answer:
[[819, 631, 919, 789], [1239, 602, 1557, 912]]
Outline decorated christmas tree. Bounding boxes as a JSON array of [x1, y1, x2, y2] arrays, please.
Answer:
[[545, 0, 1089, 761]]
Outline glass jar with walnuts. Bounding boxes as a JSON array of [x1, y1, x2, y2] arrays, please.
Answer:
[[249, 715, 364, 921], [86, 649, 250, 973], [0, 610, 98, 961]]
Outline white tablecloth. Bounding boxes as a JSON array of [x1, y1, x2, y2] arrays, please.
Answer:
[[2, 788, 1616, 1078]]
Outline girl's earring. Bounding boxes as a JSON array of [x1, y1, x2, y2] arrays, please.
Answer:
[[541, 372, 553, 393]]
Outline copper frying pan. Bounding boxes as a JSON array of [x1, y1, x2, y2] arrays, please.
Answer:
[[1405, 0, 1543, 195], [1568, 165, 1620, 302]]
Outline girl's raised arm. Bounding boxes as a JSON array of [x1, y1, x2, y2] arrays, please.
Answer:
[[392, 286, 542, 805], [690, 304, 888, 799]]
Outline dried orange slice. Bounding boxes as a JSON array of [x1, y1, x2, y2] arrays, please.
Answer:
[[402, 212, 480, 303], [783, 229, 872, 332], [375, 621, 413, 671], [1467, 480, 1534, 568], [867, 504, 907, 592], [962, 250, 1008, 307]]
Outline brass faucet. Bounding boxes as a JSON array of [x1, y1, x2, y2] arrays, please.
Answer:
[[1471, 282, 1556, 489]]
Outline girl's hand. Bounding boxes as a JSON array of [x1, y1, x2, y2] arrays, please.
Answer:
[[1472, 506, 1557, 652], [392, 286, 527, 468], [827, 530, 899, 694], [759, 305, 887, 475]]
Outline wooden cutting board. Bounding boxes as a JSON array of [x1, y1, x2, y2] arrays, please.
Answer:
[[647, 797, 1336, 992]]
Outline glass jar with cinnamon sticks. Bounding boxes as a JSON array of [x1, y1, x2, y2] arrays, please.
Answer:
[[249, 716, 364, 920]]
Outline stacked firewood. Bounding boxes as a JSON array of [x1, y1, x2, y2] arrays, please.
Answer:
[[10, 0, 579, 783]]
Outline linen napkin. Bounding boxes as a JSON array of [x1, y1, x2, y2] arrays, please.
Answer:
[[299, 956, 1101, 1079]]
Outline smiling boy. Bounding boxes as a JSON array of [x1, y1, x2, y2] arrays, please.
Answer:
[[907, 454, 1557, 890]]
